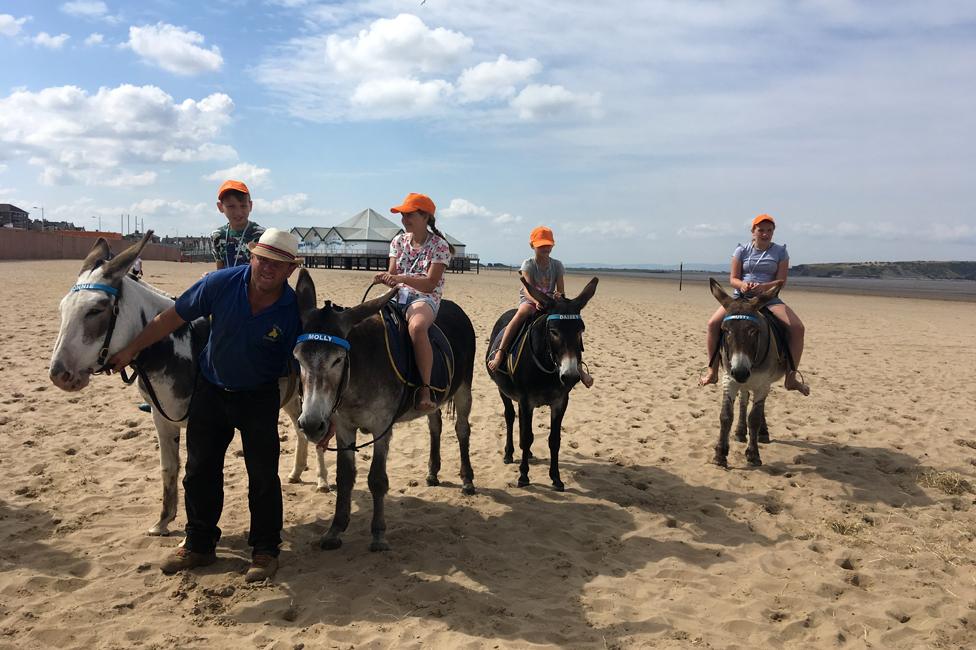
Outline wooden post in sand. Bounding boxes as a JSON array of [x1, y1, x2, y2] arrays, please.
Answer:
[[679, 262, 683, 291]]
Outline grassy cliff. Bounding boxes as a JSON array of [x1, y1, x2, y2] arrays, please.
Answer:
[[790, 261, 976, 280]]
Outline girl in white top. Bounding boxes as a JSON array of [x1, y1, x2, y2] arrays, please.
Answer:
[[374, 193, 453, 412], [700, 213, 809, 395]]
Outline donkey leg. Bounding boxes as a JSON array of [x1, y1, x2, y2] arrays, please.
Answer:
[[149, 417, 181, 536], [517, 399, 535, 487], [548, 395, 568, 491], [367, 431, 392, 552], [501, 390, 516, 464], [713, 387, 735, 468], [284, 396, 329, 491], [734, 392, 748, 442], [745, 391, 769, 466], [426, 409, 442, 486], [321, 435, 357, 550], [757, 407, 770, 444], [453, 382, 476, 495]]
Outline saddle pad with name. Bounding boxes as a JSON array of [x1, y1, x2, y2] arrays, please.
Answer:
[[487, 314, 542, 375], [381, 301, 455, 399]]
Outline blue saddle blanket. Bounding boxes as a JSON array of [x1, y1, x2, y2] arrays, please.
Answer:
[[381, 301, 454, 399], [487, 314, 537, 375]]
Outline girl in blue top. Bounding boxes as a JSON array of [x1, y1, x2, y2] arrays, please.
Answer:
[[700, 214, 809, 395]]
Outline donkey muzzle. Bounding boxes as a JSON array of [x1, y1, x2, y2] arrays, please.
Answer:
[[49, 359, 92, 391]]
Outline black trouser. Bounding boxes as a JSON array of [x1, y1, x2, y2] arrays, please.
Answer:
[[183, 377, 282, 557]]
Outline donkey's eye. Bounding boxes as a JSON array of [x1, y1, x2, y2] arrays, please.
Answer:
[[85, 308, 103, 318], [331, 357, 343, 368]]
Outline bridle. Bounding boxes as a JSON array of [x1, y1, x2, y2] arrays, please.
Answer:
[[295, 332, 401, 453], [528, 313, 585, 380], [71, 282, 122, 375], [720, 313, 771, 368], [71, 280, 196, 423]]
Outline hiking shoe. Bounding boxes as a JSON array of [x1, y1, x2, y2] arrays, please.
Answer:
[[160, 547, 216, 574], [245, 554, 279, 583]]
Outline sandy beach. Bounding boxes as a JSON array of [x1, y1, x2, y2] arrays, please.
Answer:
[[2, 259, 975, 649]]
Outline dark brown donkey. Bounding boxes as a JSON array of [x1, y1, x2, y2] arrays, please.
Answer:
[[708, 278, 787, 468], [293, 269, 476, 552], [487, 276, 598, 491]]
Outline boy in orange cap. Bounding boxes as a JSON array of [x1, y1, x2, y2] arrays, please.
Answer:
[[211, 180, 266, 270], [488, 226, 593, 387]]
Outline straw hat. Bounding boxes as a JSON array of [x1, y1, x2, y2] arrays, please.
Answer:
[[247, 228, 300, 263]]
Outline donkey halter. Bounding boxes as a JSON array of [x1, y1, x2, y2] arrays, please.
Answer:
[[70, 282, 122, 373], [720, 313, 771, 367], [295, 333, 353, 415], [529, 313, 585, 377]]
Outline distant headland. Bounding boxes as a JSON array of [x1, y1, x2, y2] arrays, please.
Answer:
[[790, 261, 976, 281]]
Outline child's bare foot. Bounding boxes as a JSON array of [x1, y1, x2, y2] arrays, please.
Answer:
[[580, 369, 594, 388], [417, 386, 437, 412], [698, 366, 719, 387], [487, 349, 505, 372], [784, 370, 810, 396]]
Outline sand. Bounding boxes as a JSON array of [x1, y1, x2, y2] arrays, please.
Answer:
[[1, 260, 975, 649]]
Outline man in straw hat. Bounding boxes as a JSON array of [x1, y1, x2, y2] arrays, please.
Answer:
[[109, 228, 302, 582]]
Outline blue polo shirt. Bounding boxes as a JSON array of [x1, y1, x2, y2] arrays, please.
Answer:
[[175, 265, 300, 391]]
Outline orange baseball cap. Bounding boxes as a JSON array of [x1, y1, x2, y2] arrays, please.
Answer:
[[529, 226, 555, 248], [390, 192, 436, 215], [752, 213, 775, 228], [218, 179, 250, 200]]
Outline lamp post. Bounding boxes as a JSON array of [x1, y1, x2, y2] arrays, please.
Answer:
[[32, 205, 45, 231], [90, 215, 102, 231]]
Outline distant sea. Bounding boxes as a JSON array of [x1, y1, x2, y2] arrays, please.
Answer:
[[560, 267, 976, 302]]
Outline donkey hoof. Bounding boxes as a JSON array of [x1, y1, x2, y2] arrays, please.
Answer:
[[551, 481, 565, 492], [287, 474, 302, 484], [734, 432, 747, 443], [369, 539, 391, 553], [758, 433, 771, 444], [517, 476, 530, 488], [426, 475, 440, 487], [316, 482, 331, 493], [319, 536, 342, 551], [503, 454, 514, 464], [461, 483, 476, 496], [746, 454, 763, 467], [711, 456, 729, 469]]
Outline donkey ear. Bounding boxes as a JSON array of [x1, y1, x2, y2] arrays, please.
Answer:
[[80, 237, 113, 273], [751, 280, 783, 310], [101, 231, 153, 279], [709, 277, 734, 309], [520, 276, 553, 310], [343, 287, 398, 326], [571, 277, 599, 310], [295, 268, 317, 319]]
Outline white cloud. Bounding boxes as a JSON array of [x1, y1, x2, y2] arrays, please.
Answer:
[[126, 23, 223, 75], [564, 219, 638, 237], [253, 193, 309, 214], [510, 84, 602, 120], [677, 223, 735, 239], [33, 32, 71, 49], [0, 84, 235, 187], [252, 193, 335, 220], [457, 55, 541, 103], [204, 163, 272, 188], [326, 13, 472, 78], [793, 220, 976, 244], [61, 1, 108, 18], [0, 14, 28, 37], [84, 33, 104, 46], [350, 78, 453, 116], [439, 198, 522, 225]]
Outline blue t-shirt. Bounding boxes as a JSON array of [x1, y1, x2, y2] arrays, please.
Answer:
[[175, 265, 300, 390], [732, 242, 789, 297]]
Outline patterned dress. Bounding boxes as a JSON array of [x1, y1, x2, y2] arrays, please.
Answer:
[[388, 232, 452, 306]]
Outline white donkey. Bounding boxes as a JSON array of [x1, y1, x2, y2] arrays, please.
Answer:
[[49, 232, 329, 535]]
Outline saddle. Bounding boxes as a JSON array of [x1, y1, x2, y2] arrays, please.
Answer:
[[381, 301, 455, 408], [759, 307, 795, 370], [487, 314, 540, 375]]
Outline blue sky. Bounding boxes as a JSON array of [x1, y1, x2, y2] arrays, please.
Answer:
[[1, 0, 974, 266]]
